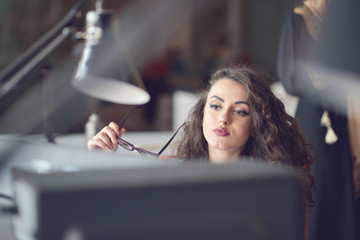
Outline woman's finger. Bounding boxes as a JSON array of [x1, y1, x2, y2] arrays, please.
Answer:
[[88, 137, 111, 151]]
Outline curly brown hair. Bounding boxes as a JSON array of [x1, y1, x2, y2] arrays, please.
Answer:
[[176, 64, 316, 207]]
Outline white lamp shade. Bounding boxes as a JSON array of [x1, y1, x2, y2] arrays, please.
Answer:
[[72, 10, 150, 105]]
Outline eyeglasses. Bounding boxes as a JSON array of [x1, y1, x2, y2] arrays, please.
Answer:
[[116, 105, 184, 158]]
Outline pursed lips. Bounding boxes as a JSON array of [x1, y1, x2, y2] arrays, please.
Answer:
[[213, 127, 230, 136]]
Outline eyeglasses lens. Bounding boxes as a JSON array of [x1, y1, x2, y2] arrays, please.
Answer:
[[137, 149, 158, 158], [117, 139, 134, 151]]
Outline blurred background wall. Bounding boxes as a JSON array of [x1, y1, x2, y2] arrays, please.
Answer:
[[0, 0, 301, 136]]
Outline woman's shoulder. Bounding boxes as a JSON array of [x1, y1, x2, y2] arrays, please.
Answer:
[[159, 155, 178, 160]]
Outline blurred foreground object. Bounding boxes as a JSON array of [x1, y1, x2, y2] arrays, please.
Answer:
[[277, 0, 359, 239], [316, 1, 360, 238], [11, 161, 305, 240]]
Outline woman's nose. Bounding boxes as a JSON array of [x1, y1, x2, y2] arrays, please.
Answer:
[[218, 110, 231, 125]]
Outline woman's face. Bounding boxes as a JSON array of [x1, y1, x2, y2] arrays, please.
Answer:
[[202, 78, 252, 162]]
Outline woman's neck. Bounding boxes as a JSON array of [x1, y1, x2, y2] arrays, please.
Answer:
[[208, 149, 240, 164]]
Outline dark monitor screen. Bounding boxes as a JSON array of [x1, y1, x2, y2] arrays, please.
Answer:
[[12, 160, 306, 240]]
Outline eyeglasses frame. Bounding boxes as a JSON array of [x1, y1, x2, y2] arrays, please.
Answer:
[[117, 105, 184, 158]]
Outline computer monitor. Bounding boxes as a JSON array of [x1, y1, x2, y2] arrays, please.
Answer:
[[11, 160, 306, 240]]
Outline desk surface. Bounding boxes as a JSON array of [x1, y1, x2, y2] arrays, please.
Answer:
[[55, 131, 179, 154], [0, 131, 180, 239], [0, 131, 179, 191]]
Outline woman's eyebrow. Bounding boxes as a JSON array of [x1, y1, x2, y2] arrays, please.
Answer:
[[210, 96, 249, 105], [235, 100, 249, 105], [210, 95, 224, 102]]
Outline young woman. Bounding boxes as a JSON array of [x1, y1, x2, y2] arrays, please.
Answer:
[[88, 64, 316, 208]]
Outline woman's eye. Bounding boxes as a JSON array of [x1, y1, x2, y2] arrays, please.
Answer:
[[234, 109, 250, 116], [209, 104, 221, 110]]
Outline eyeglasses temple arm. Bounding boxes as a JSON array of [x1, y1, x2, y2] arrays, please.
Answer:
[[118, 105, 143, 129], [157, 122, 185, 156]]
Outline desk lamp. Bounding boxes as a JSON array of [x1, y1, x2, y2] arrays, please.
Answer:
[[72, 0, 150, 105]]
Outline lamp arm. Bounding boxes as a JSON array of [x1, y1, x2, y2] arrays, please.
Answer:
[[0, 30, 73, 100], [0, 0, 88, 97]]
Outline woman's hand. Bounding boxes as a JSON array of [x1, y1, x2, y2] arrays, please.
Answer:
[[87, 122, 126, 152]]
